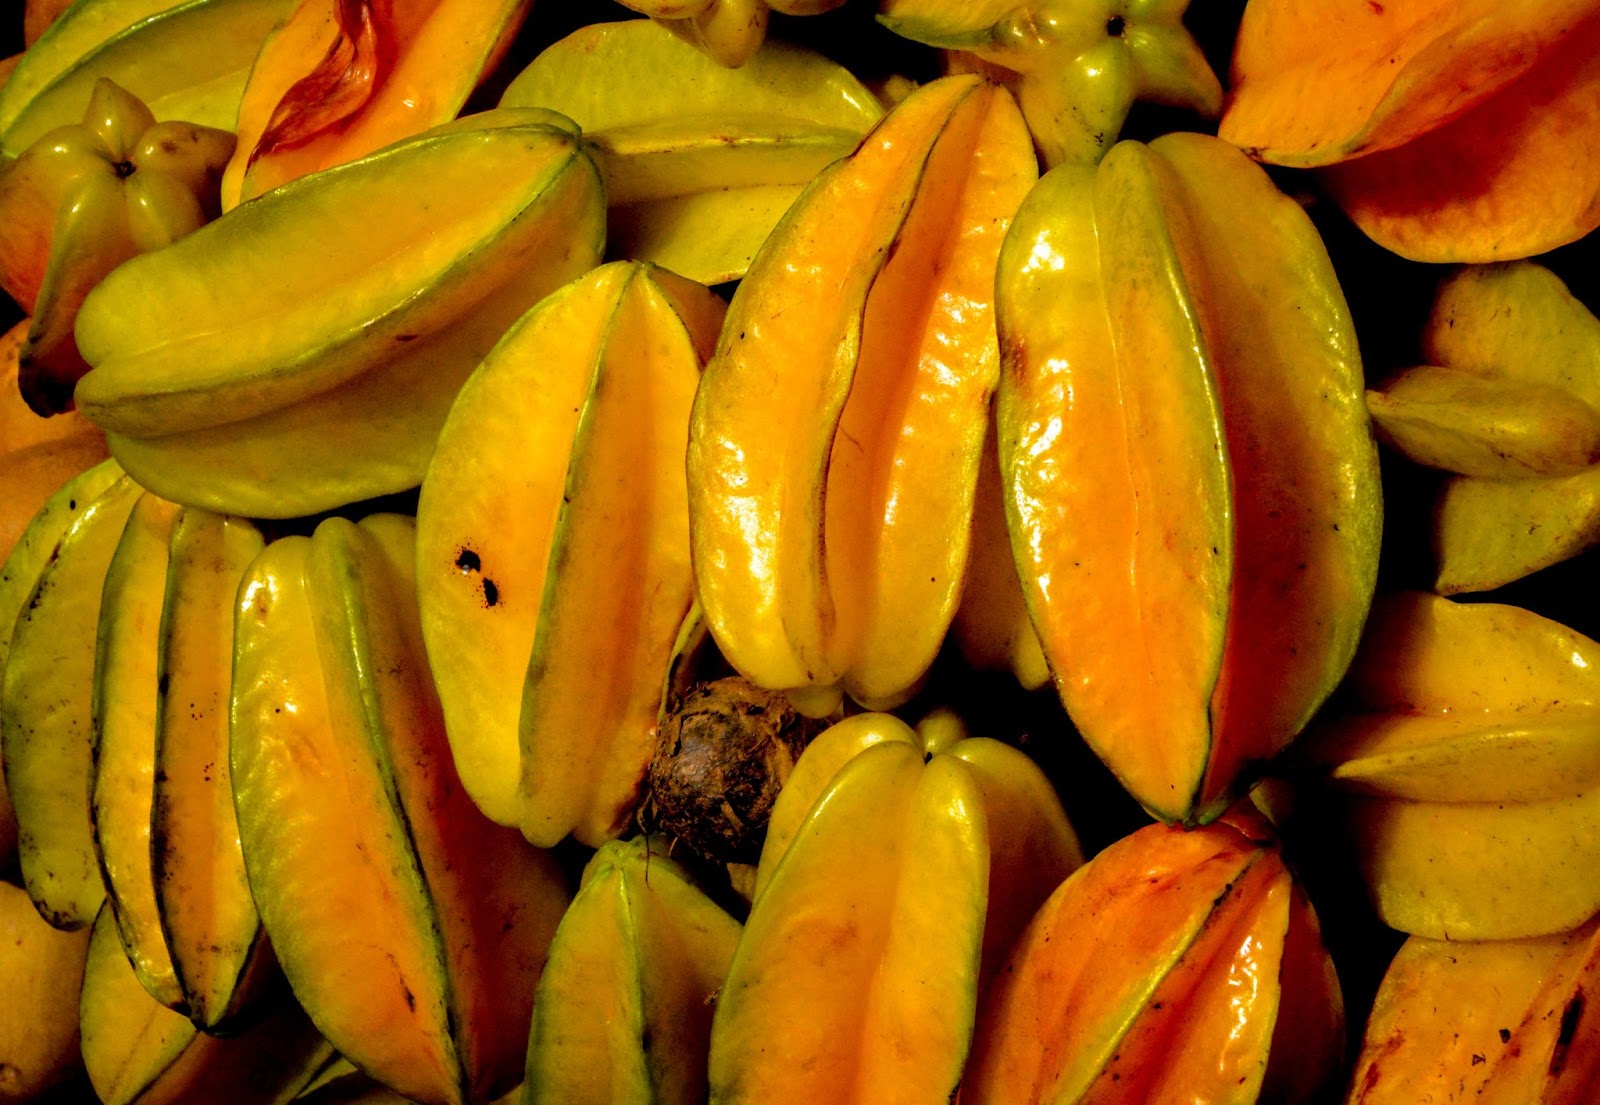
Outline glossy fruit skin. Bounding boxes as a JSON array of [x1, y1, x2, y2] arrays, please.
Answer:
[[416, 260, 723, 847], [231, 515, 569, 1105], [996, 131, 1380, 826], [72, 112, 606, 518], [687, 74, 1037, 716], [709, 711, 1082, 1105], [963, 808, 1344, 1105]]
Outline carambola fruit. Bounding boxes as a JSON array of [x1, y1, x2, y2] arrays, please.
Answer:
[[996, 131, 1382, 825]]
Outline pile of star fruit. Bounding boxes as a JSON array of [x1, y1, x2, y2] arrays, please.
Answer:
[[1, 1, 1599, 1103]]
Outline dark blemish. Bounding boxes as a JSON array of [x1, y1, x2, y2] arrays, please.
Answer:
[[1551, 992, 1585, 1075], [1499, 1027, 1512, 1043], [157, 673, 169, 696], [482, 578, 500, 607], [1368, 0, 1384, 12], [113, 160, 135, 178], [160, 139, 181, 156], [395, 334, 419, 343], [1106, 14, 1126, 35], [403, 985, 416, 1013], [1471, 1053, 1485, 1066], [67, 500, 76, 510], [455, 548, 481, 573]]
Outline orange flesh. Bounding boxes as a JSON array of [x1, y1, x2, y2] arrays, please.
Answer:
[[224, 0, 530, 206]]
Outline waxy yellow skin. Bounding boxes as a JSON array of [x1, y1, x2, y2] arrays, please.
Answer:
[[688, 74, 1037, 715], [231, 516, 569, 1105], [0, 459, 124, 885], [0, 0, 292, 157], [2, 470, 141, 929], [78, 903, 333, 1105], [1367, 262, 1600, 594], [997, 132, 1380, 825], [418, 261, 723, 847], [709, 711, 1081, 1105], [500, 18, 882, 285], [148, 509, 265, 1031], [1350, 918, 1600, 1104], [74, 113, 605, 518], [524, 837, 742, 1105], [1306, 592, 1600, 940], [0, 880, 92, 1101], [91, 491, 184, 1010]]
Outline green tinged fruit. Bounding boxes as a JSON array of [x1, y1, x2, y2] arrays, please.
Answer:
[[74, 114, 606, 517], [3, 472, 141, 929], [525, 837, 741, 1105], [78, 903, 333, 1105], [1377, 262, 1600, 593], [91, 490, 184, 1009]]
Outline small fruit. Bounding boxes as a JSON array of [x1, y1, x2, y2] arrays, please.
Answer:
[[0, 77, 234, 413]]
